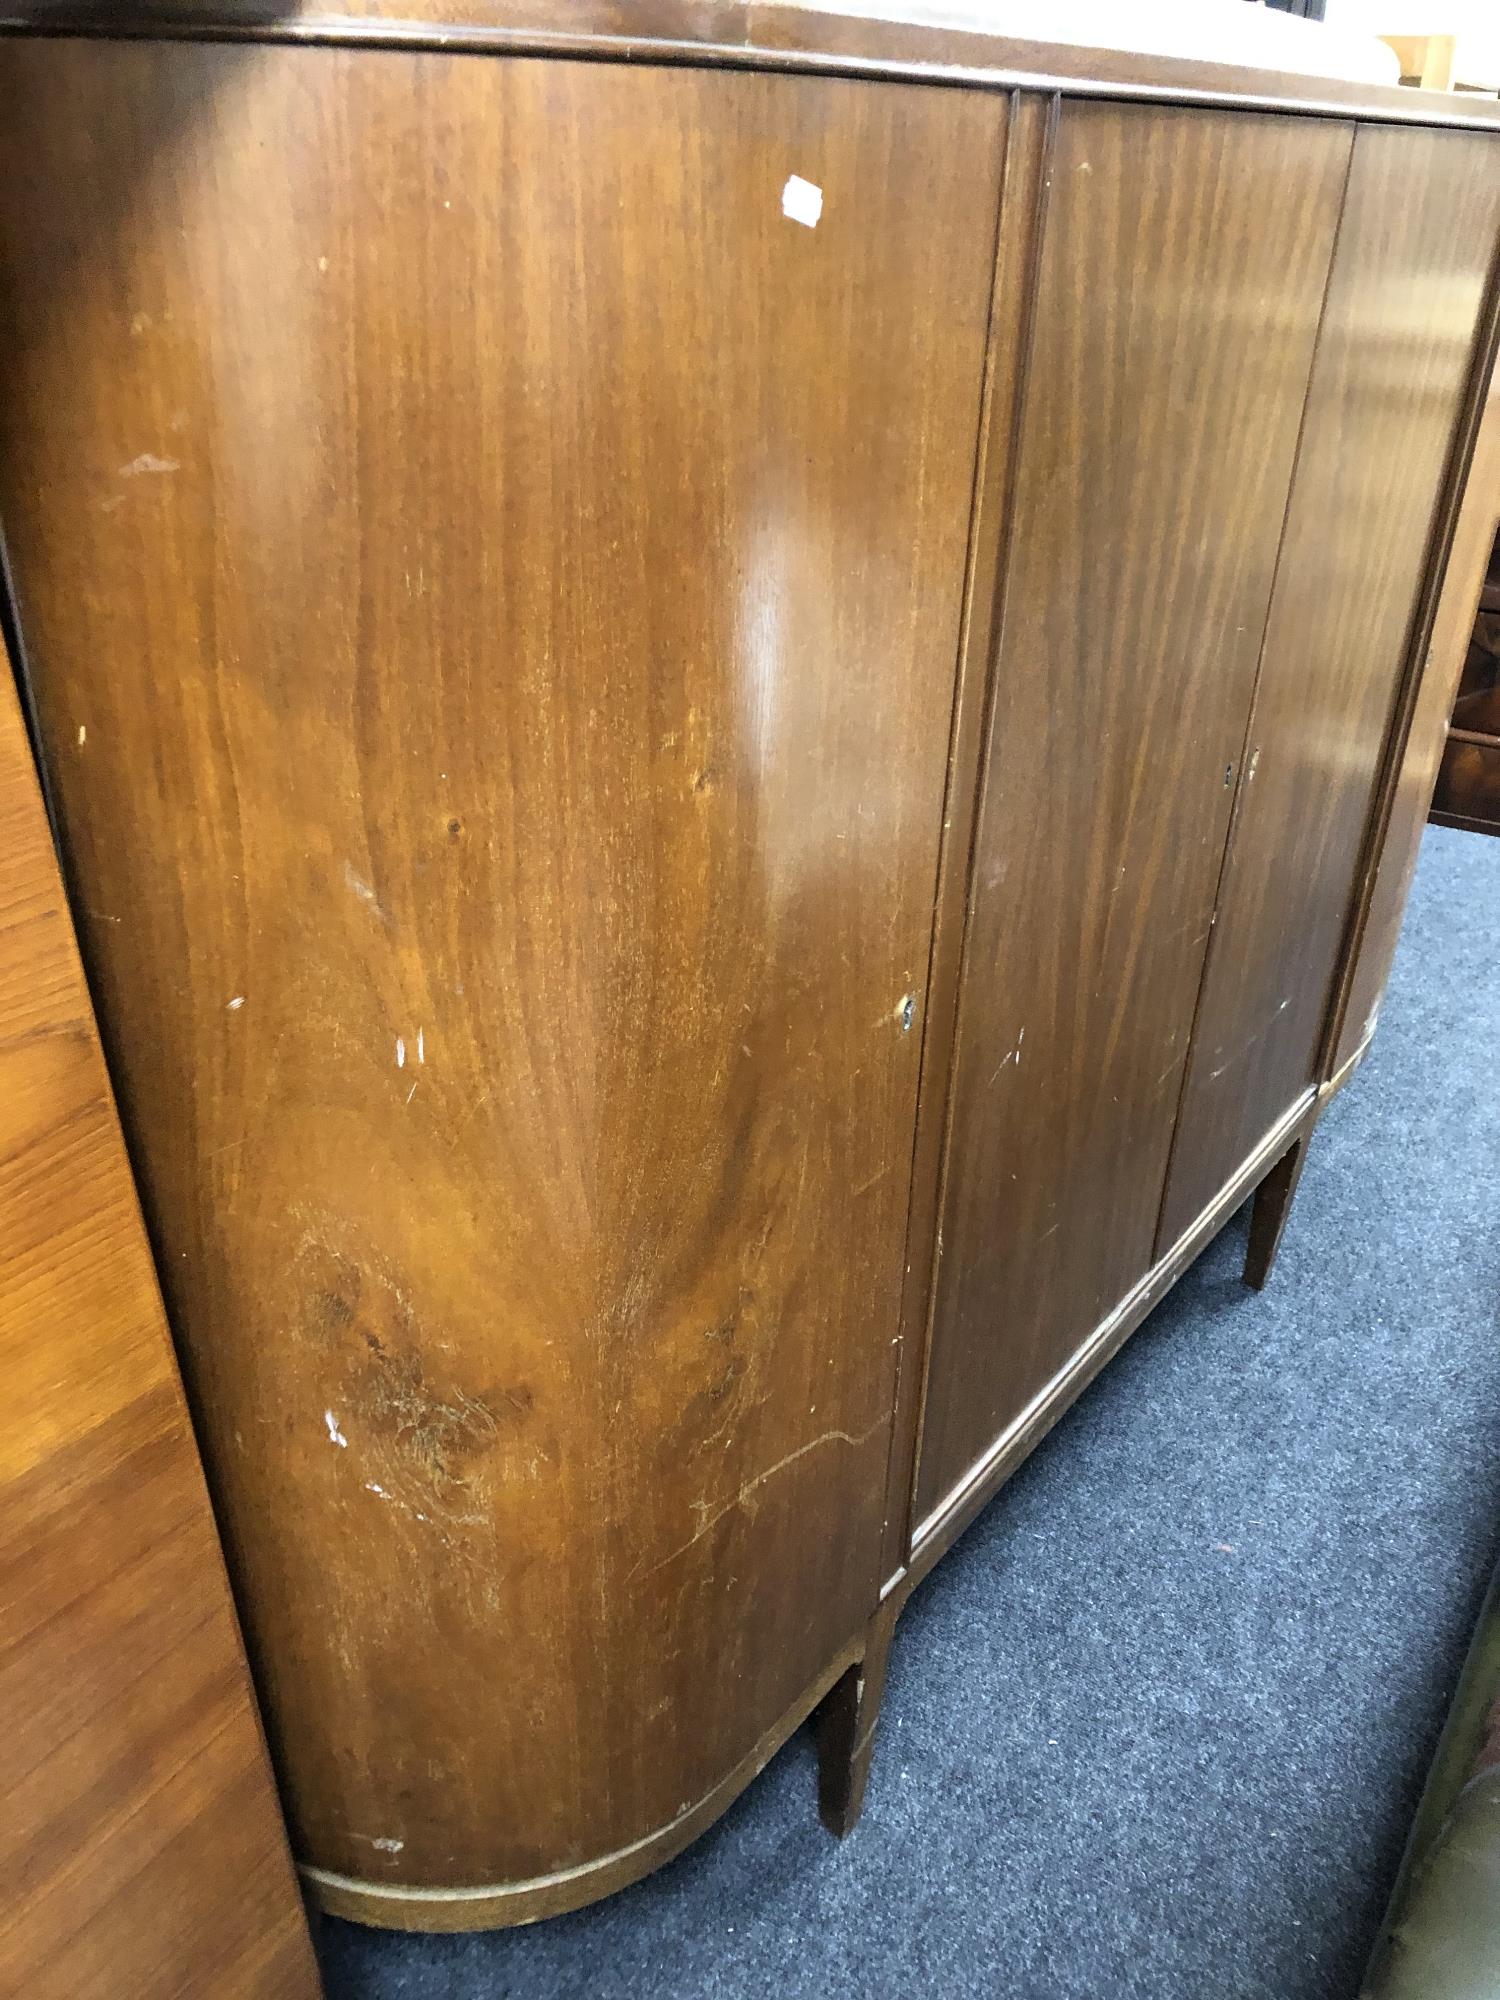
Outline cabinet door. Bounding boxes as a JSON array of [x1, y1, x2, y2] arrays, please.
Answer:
[[1158, 126, 1500, 1250], [913, 101, 1352, 1530], [0, 44, 1001, 1901], [1335, 365, 1500, 1075]]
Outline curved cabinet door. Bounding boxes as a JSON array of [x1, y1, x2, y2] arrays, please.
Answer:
[[0, 42, 1002, 1918], [1158, 124, 1500, 1249], [912, 101, 1352, 1532]]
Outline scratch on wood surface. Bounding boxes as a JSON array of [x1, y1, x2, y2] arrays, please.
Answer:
[[627, 1417, 885, 1583], [363, 1479, 432, 1527], [361, 1345, 500, 1509], [447, 1087, 493, 1146], [119, 451, 179, 477], [1208, 1021, 1264, 1083]]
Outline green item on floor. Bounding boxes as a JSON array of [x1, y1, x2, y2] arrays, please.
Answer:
[[1363, 1558, 1500, 2000]]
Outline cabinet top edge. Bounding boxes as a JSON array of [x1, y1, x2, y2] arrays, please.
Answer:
[[5, 2, 1500, 132]]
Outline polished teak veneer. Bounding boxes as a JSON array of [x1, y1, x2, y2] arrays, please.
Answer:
[[1, 1, 1498, 1933]]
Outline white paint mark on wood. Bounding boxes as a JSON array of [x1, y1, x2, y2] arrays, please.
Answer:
[[781, 174, 823, 228], [77, 724, 86, 746], [227, 996, 245, 1010], [325, 1411, 349, 1448], [119, 452, 180, 477], [396, 1036, 406, 1068], [343, 860, 388, 919], [417, 1028, 425, 1064]]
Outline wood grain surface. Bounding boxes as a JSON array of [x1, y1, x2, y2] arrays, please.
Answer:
[[912, 100, 1352, 1524], [0, 38, 1003, 1902], [1158, 124, 1500, 1249], [5, 1, 1500, 131], [1335, 303, 1500, 1064], [5, 13, 1499, 1931], [878, 86, 1052, 1582], [0, 654, 320, 1996]]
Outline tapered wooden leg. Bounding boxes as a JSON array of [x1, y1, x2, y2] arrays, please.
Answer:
[[815, 1599, 897, 1838], [1244, 1133, 1309, 1291]]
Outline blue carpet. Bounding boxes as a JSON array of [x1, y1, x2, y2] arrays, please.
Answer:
[[318, 823, 1500, 2000]]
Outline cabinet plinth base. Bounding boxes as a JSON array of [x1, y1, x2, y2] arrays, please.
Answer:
[[300, 1635, 863, 1932]]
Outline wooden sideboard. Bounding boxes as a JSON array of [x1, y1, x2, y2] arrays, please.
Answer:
[[1, 0, 1498, 1934]]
